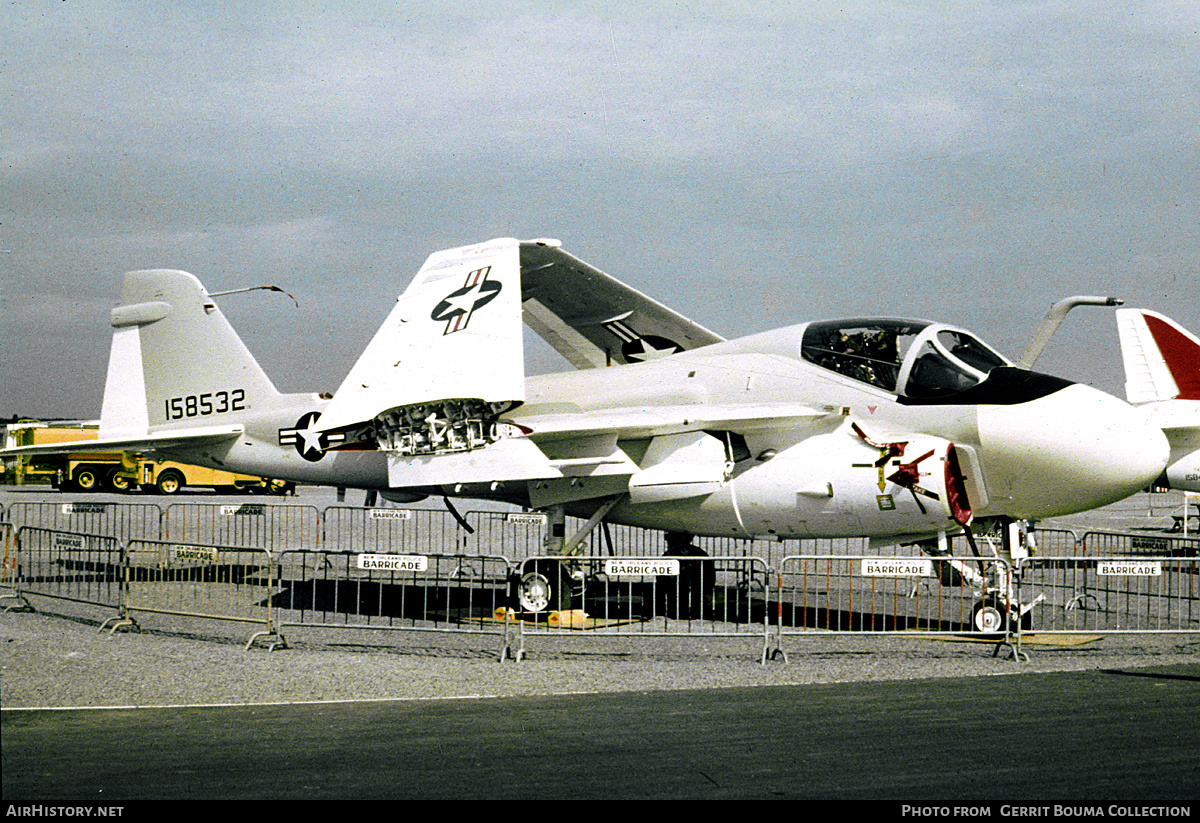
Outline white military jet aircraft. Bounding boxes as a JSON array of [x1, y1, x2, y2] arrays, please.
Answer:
[[1116, 308, 1200, 492], [3, 237, 1170, 619]]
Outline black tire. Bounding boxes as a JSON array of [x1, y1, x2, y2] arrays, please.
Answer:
[[971, 596, 1010, 637], [155, 469, 186, 495], [105, 469, 134, 493], [74, 467, 100, 491], [657, 544, 716, 620], [514, 560, 573, 613]]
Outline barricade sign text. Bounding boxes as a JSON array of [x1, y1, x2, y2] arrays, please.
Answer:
[[1098, 560, 1162, 576], [52, 533, 87, 552], [221, 504, 266, 516], [604, 558, 679, 576], [369, 509, 413, 520], [861, 558, 931, 577], [62, 503, 107, 515], [357, 553, 428, 572]]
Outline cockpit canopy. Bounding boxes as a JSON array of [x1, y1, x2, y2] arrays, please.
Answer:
[[800, 319, 1011, 399]]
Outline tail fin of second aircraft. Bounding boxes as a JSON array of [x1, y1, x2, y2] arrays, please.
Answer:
[[99, 269, 280, 438], [1116, 308, 1200, 404]]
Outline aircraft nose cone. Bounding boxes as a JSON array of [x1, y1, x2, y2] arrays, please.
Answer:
[[976, 383, 1169, 519]]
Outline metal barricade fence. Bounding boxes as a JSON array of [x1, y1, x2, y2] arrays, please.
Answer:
[[163, 502, 321, 550], [2, 521, 20, 607], [1030, 527, 1081, 556], [11, 526, 125, 609], [274, 550, 515, 660], [1079, 530, 1200, 558], [512, 555, 772, 660], [321, 506, 470, 554], [123, 538, 281, 650], [6, 501, 164, 542], [1016, 555, 1200, 634], [465, 510, 546, 559], [775, 555, 1017, 649]]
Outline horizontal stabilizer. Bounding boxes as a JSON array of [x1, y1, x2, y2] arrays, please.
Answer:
[[0, 425, 243, 458], [319, 238, 526, 433]]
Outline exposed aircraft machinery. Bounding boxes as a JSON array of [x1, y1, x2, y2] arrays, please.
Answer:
[[372, 399, 520, 456], [1, 237, 1172, 631]]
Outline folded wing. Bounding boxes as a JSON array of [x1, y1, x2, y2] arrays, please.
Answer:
[[520, 240, 724, 369]]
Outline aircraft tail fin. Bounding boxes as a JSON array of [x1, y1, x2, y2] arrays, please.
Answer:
[[99, 269, 279, 438], [1116, 309, 1200, 403]]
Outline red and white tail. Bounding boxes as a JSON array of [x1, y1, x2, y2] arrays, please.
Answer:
[[1116, 309, 1200, 404]]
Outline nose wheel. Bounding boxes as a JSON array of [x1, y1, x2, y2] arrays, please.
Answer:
[[972, 596, 1009, 637], [972, 595, 1034, 637]]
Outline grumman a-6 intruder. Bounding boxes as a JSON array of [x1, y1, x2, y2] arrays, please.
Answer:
[[3, 237, 1171, 630]]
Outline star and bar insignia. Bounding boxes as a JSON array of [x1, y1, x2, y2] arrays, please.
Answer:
[[278, 411, 345, 462], [430, 266, 502, 334]]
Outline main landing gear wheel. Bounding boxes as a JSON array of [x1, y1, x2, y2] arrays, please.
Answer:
[[514, 561, 574, 613], [518, 571, 554, 613]]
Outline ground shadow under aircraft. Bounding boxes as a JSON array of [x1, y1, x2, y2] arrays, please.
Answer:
[[267, 577, 974, 632], [21, 560, 975, 632]]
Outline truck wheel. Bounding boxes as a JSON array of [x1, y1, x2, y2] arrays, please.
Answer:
[[74, 468, 100, 491], [105, 469, 133, 493], [156, 469, 185, 495]]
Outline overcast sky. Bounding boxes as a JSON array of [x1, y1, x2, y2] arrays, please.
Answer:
[[3, 1, 1198, 419]]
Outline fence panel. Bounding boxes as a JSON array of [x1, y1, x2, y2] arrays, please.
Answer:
[[1030, 527, 1080, 556], [274, 549, 515, 658], [124, 539, 279, 648], [320, 506, 470, 554], [1017, 556, 1200, 633], [465, 510, 547, 559], [775, 554, 1018, 643], [12, 526, 125, 609], [1078, 530, 1199, 558], [511, 555, 772, 659], [163, 502, 321, 550], [1, 521, 20, 608], [6, 501, 163, 542]]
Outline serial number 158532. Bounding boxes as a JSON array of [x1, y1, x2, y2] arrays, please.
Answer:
[[164, 390, 245, 420]]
